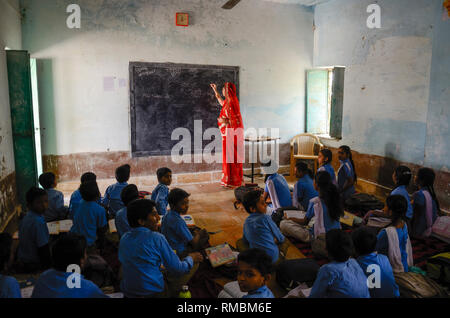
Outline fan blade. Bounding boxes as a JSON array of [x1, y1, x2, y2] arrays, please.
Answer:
[[222, 0, 241, 10]]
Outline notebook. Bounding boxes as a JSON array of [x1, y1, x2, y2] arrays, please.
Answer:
[[205, 243, 237, 268], [284, 210, 306, 219], [340, 211, 356, 227], [47, 221, 60, 235], [182, 214, 195, 227], [219, 281, 247, 298], [58, 220, 73, 232]]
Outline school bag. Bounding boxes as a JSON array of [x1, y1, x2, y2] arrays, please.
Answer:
[[344, 193, 384, 214], [427, 252, 450, 285], [276, 258, 320, 291], [394, 272, 448, 298], [233, 184, 263, 210], [82, 254, 117, 290]]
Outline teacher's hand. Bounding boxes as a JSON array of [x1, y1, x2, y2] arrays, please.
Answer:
[[210, 83, 217, 91]]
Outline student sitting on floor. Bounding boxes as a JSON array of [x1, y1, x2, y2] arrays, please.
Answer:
[[115, 184, 140, 239], [238, 248, 275, 298], [38, 172, 69, 222], [292, 161, 318, 211], [317, 149, 337, 186], [411, 168, 440, 238], [337, 145, 356, 202], [0, 233, 21, 298], [119, 199, 203, 298], [352, 227, 400, 298], [261, 160, 292, 214], [280, 171, 342, 258], [309, 229, 370, 298], [102, 164, 131, 218], [151, 167, 172, 216], [161, 188, 209, 258], [31, 233, 107, 298], [17, 187, 51, 273], [237, 189, 286, 265], [70, 181, 108, 252], [376, 195, 414, 273], [69, 172, 97, 219]]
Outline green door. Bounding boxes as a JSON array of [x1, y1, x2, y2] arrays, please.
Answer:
[[7, 50, 38, 210]]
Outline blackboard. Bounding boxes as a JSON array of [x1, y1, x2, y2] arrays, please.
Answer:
[[129, 62, 239, 157]]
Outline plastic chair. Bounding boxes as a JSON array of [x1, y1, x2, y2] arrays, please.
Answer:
[[290, 133, 323, 177]]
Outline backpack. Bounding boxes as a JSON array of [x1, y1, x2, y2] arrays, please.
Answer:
[[394, 272, 448, 298], [82, 254, 117, 290], [427, 252, 450, 285], [344, 193, 385, 214], [276, 258, 320, 291]]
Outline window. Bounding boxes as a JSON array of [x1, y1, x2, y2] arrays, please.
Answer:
[[305, 67, 345, 139]]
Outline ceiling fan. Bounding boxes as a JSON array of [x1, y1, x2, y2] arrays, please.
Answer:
[[222, 0, 241, 9]]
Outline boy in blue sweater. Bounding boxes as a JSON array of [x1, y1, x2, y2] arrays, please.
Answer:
[[103, 164, 131, 218], [237, 189, 286, 264], [119, 199, 203, 298], [69, 172, 97, 219], [238, 248, 275, 298], [151, 167, 172, 216], [17, 187, 52, 273], [352, 227, 399, 298], [32, 233, 107, 298], [115, 184, 140, 238], [39, 172, 69, 222]]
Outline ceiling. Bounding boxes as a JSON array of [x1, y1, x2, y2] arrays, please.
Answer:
[[261, 0, 330, 6]]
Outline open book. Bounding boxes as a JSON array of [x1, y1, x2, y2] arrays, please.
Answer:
[[284, 210, 306, 219], [340, 211, 356, 227], [218, 281, 247, 298], [205, 243, 237, 268]]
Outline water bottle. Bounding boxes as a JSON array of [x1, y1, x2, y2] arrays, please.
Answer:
[[179, 285, 191, 298]]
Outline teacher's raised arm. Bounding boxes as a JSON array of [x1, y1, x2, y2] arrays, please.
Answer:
[[210, 83, 224, 106]]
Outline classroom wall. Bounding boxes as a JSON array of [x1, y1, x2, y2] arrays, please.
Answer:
[[20, 0, 314, 180], [0, 0, 22, 228], [314, 0, 450, 210]]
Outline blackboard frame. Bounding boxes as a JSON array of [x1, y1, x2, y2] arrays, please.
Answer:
[[129, 62, 240, 158]]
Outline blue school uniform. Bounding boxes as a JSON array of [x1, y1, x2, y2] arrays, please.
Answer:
[[70, 201, 107, 246], [357, 253, 400, 298], [0, 275, 21, 298], [243, 213, 285, 264], [337, 159, 355, 201], [318, 163, 337, 185], [264, 173, 293, 208], [242, 285, 274, 298], [44, 188, 69, 222], [295, 175, 318, 210], [31, 269, 107, 298], [68, 189, 82, 219], [115, 207, 131, 238], [102, 182, 128, 217], [411, 189, 438, 237], [305, 199, 341, 236], [161, 210, 193, 256], [119, 227, 194, 297], [69, 190, 103, 220], [17, 211, 50, 264], [151, 183, 169, 216], [376, 224, 410, 272], [391, 186, 413, 219], [309, 259, 370, 298]]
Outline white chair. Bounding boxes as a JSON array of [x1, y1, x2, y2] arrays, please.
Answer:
[[290, 133, 323, 177]]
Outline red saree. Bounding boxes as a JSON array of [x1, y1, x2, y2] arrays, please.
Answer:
[[218, 82, 244, 188]]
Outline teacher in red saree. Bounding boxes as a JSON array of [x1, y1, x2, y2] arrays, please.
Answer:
[[210, 82, 244, 188]]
